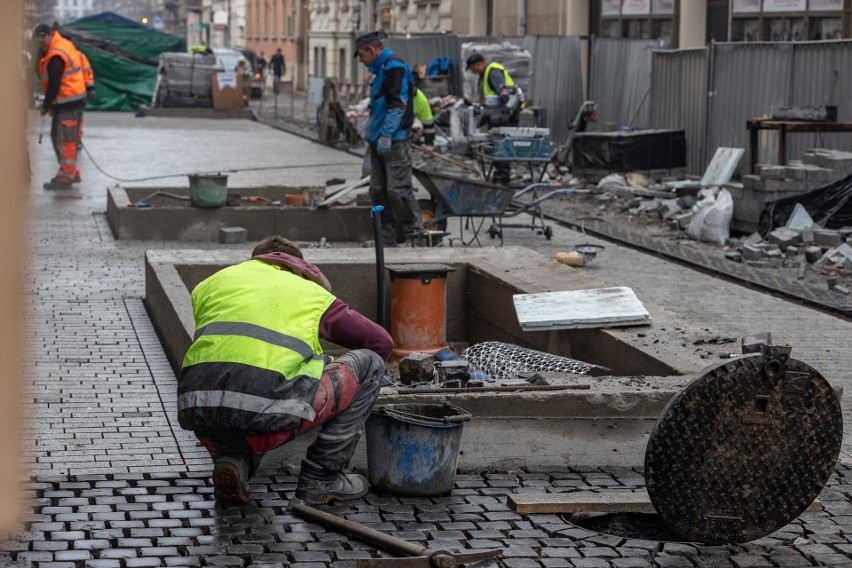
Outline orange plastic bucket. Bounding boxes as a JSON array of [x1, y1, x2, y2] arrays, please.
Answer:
[[386, 264, 456, 359]]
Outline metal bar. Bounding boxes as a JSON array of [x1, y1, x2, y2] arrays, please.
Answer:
[[397, 384, 592, 395], [289, 499, 428, 557]]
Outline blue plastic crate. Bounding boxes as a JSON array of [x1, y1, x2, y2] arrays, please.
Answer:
[[492, 137, 551, 161]]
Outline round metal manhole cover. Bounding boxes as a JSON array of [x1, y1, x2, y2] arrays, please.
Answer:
[[645, 347, 842, 544]]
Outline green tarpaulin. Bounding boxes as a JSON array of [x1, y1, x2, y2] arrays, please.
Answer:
[[52, 12, 186, 111]]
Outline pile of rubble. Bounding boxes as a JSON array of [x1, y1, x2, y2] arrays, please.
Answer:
[[724, 218, 852, 293]]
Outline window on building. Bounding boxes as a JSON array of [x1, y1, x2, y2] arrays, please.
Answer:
[[730, 0, 849, 42], [597, 0, 676, 46], [416, 4, 426, 29], [430, 3, 440, 29], [381, 6, 392, 31], [339, 47, 347, 82]]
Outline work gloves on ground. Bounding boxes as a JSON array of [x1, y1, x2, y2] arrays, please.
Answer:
[[377, 136, 392, 156]]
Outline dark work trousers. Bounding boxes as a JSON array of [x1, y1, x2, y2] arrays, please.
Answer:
[[197, 349, 385, 475], [369, 141, 423, 246]]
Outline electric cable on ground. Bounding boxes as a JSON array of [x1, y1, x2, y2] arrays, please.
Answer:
[[77, 141, 356, 183]]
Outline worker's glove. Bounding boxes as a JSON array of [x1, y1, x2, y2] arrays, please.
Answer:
[[377, 136, 392, 156], [86, 87, 96, 101], [499, 93, 510, 105]]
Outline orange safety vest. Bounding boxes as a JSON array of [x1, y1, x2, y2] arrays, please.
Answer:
[[80, 52, 94, 89], [38, 32, 86, 106]]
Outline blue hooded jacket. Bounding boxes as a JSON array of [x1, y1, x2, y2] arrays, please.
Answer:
[[366, 48, 415, 145]]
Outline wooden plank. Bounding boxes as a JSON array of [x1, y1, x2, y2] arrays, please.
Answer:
[[509, 490, 823, 515], [513, 287, 651, 331]]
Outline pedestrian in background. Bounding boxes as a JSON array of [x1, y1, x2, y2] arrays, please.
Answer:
[[36, 23, 86, 189], [178, 236, 393, 504], [355, 30, 423, 247], [270, 48, 285, 95]]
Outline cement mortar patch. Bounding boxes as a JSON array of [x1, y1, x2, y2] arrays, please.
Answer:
[[107, 185, 373, 241], [146, 246, 726, 469]]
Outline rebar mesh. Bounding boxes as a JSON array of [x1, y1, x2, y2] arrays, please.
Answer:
[[462, 341, 607, 380]]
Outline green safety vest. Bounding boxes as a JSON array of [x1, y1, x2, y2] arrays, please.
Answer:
[[412, 88, 433, 125], [482, 61, 515, 96], [178, 259, 335, 434]]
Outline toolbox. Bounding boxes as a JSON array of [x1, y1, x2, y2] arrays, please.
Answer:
[[490, 127, 551, 161]]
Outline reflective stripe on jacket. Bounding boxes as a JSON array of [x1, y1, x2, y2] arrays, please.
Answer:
[[178, 259, 336, 434], [39, 32, 86, 106], [81, 52, 94, 89]]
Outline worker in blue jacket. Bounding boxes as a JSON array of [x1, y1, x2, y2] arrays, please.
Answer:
[[355, 31, 423, 247]]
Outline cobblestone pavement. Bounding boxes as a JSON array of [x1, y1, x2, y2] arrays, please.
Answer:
[[5, 111, 852, 567]]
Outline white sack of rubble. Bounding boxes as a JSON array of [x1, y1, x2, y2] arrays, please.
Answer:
[[687, 188, 733, 245]]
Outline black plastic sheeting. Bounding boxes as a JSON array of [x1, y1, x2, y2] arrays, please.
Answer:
[[572, 129, 687, 171], [758, 174, 852, 236]]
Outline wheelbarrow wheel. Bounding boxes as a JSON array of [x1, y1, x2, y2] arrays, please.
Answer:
[[544, 226, 554, 240], [418, 199, 447, 245], [488, 223, 502, 239]]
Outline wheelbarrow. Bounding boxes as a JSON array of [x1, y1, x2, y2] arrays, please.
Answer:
[[413, 167, 585, 246]]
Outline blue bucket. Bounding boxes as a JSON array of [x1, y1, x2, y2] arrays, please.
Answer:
[[365, 403, 471, 496]]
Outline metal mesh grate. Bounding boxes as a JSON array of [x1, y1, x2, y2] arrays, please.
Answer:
[[462, 341, 605, 380]]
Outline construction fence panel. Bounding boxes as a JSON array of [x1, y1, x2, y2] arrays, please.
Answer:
[[650, 48, 709, 176], [788, 40, 852, 158], [707, 42, 793, 175], [589, 38, 656, 132], [521, 36, 584, 145], [385, 35, 496, 96]]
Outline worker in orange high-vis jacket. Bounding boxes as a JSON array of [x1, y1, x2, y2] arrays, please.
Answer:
[[77, 50, 95, 149], [36, 24, 86, 189]]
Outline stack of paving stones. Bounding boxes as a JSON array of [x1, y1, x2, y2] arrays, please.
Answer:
[[2, 466, 852, 567]]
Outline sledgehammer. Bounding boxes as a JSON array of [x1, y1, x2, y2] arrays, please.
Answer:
[[288, 498, 502, 567]]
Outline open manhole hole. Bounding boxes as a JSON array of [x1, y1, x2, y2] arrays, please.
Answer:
[[564, 512, 683, 542]]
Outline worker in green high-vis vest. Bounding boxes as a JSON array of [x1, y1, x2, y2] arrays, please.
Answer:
[[466, 52, 525, 184]]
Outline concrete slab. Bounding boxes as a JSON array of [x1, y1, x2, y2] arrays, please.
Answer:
[[107, 185, 373, 241], [146, 246, 720, 470]]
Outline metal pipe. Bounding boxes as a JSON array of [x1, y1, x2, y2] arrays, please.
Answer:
[[370, 205, 386, 329], [289, 499, 426, 557]]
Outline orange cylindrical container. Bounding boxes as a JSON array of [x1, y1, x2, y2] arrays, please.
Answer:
[[386, 264, 456, 360]]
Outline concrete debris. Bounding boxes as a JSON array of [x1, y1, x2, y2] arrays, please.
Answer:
[[218, 226, 247, 244], [398, 352, 435, 385]]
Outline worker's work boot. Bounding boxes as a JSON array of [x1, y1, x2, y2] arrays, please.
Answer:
[[294, 459, 368, 505], [212, 454, 251, 503], [73, 172, 81, 183], [43, 175, 75, 190]]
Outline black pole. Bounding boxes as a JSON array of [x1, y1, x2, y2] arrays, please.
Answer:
[[370, 205, 386, 328]]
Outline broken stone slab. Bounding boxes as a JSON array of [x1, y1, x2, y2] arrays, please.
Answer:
[[767, 227, 802, 248], [835, 284, 851, 295], [785, 246, 800, 257], [744, 232, 763, 246], [785, 203, 816, 231]]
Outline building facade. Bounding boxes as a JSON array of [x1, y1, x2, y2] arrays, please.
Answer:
[[54, 0, 95, 23], [244, 0, 308, 90]]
